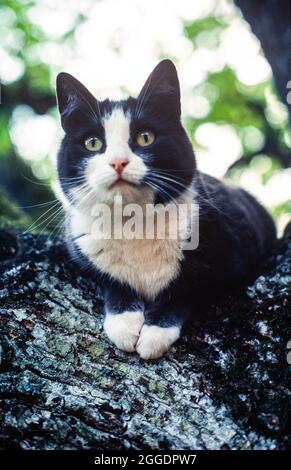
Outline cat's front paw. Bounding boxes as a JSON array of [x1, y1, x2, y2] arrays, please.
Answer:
[[136, 325, 180, 360], [103, 311, 144, 352]]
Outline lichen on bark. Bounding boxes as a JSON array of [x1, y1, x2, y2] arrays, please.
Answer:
[[0, 224, 290, 450]]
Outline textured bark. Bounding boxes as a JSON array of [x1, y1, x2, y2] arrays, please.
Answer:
[[0, 226, 290, 450]]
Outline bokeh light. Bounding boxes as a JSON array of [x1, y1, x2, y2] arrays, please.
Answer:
[[1, 0, 290, 234]]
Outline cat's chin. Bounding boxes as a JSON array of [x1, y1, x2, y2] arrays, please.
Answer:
[[110, 183, 153, 205], [109, 178, 137, 190], [93, 181, 154, 207]]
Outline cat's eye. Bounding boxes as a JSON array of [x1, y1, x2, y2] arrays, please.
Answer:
[[136, 130, 155, 147], [85, 136, 103, 152]]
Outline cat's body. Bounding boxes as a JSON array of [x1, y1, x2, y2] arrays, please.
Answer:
[[56, 60, 276, 359]]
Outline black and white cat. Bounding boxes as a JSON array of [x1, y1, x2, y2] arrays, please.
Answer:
[[56, 60, 276, 360]]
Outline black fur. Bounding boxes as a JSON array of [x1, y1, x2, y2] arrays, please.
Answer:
[[56, 60, 276, 339], [56, 61, 195, 204]]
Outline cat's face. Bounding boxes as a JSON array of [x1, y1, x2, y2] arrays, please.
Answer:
[[56, 60, 196, 210]]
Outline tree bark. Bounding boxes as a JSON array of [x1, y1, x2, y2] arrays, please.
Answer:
[[234, 0, 291, 109], [0, 226, 290, 450]]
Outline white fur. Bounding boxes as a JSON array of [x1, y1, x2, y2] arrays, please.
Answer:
[[136, 325, 180, 360], [103, 310, 144, 352], [71, 189, 194, 300], [73, 108, 151, 208], [67, 108, 196, 300]]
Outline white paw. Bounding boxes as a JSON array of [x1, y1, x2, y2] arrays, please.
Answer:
[[136, 325, 180, 360], [103, 311, 144, 352]]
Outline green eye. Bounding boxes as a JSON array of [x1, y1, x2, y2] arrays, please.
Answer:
[[85, 136, 103, 152], [136, 130, 155, 147]]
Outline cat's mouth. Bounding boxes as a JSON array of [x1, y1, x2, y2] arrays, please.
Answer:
[[109, 177, 138, 190]]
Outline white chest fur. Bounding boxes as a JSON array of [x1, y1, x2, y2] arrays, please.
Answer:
[[69, 193, 193, 300]]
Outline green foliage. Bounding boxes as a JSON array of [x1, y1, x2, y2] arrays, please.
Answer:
[[184, 16, 227, 48], [0, 0, 290, 232], [25, 63, 51, 93], [182, 8, 290, 232], [0, 188, 31, 229], [0, 113, 12, 158], [207, 69, 265, 128]]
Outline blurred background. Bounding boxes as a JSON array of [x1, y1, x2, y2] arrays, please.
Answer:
[[0, 0, 290, 235]]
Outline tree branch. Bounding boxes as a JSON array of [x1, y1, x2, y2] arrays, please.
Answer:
[[0, 227, 290, 449]]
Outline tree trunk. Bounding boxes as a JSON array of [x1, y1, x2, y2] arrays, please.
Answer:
[[234, 0, 291, 109], [0, 225, 290, 450]]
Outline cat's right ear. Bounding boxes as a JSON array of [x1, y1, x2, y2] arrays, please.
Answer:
[[56, 73, 96, 129], [137, 60, 181, 118]]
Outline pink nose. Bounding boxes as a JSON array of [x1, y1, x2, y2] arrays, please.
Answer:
[[109, 159, 129, 175]]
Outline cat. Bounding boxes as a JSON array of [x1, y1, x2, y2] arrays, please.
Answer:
[[56, 60, 276, 360]]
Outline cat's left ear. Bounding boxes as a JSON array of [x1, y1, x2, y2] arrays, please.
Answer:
[[137, 60, 181, 118], [56, 72, 97, 131]]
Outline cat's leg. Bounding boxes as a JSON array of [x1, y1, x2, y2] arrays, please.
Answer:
[[136, 299, 189, 360], [103, 282, 145, 352]]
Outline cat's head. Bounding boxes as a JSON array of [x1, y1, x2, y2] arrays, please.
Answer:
[[56, 59, 196, 210]]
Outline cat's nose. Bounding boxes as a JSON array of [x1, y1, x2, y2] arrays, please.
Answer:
[[109, 159, 129, 175]]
